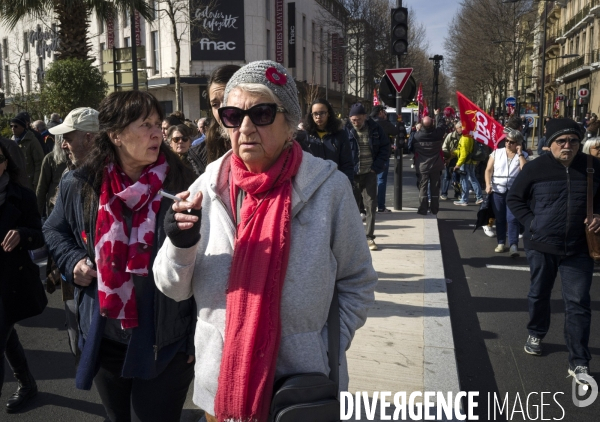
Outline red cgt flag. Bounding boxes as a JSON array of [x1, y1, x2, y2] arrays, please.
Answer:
[[373, 88, 380, 106], [456, 91, 506, 149]]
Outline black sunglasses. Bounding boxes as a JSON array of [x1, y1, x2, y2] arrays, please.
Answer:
[[218, 103, 287, 128]]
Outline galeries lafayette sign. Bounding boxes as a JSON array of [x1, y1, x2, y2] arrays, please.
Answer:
[[190, 0, 245, 61]]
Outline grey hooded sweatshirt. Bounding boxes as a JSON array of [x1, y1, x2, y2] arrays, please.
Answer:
[[153, 150, 377, 415]]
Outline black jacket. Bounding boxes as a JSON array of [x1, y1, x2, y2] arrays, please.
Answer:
[[345, 118, 390, 175], [297, 129, 354, 183], [0, 180, 46, 323], [43, 166, 196, 389], [507, 152, 600, 255], [412, 115, 446, 174], [185, 142, 207, 177]]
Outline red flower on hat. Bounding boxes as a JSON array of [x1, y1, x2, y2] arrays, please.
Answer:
[[265, 67, 287, 86]]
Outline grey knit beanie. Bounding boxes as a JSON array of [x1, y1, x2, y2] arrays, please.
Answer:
[[223, 60, 302, 124]]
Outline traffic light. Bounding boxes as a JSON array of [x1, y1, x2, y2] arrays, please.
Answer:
[[390, 7, 408, 56]]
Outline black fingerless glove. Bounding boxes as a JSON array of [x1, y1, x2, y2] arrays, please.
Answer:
[[163, 204, 202, 248]]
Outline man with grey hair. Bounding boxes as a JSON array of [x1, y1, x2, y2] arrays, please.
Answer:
[[32, 119, 55, 154], [192, 117, 207, 146], [49, 107, 99, 166], [46, 113, 62, 129], [47, 107, 99, 362]]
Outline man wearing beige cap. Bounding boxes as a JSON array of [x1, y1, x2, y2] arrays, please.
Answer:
[[48, 107, 98, 360], [49, 107, 99, 166]]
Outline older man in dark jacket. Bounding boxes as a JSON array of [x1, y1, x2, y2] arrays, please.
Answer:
[[371, 105, 398, 213], [413, 109, 446, 215], [346, 103, 390, 251], [507, 118, 600, 385]]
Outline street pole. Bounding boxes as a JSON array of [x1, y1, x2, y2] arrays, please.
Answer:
[[393, 0, 403, 211], [539, 2, 548, 143]]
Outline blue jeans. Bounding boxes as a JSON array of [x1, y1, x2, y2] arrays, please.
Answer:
[[460, 164, 482, 203], [377, 159, 390, 210], [525, 249, 593, 368], [441, 164, 459, 196], [491, 192, 519, 246]]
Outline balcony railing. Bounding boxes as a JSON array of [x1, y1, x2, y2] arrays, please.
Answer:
[[562, 0, 599, 35], [544, 72, 555, 84], [554, 50, 600, 78]]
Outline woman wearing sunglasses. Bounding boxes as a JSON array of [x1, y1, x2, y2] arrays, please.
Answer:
[[0, 143, 46, 413], [168, 124, 206, 177], [299, 98, 354, 182], [484, 127, 529, 257], [153, 60, 377, 422]]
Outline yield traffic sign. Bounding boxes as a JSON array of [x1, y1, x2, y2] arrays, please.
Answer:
[[384, 68, 413, 93]]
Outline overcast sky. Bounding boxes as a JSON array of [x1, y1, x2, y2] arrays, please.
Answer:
[[405, 0, 458, 59]]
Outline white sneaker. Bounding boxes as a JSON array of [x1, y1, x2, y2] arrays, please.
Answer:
[[495, 244, 506, 253], [483, 226, 496, 238], [360, 213, 366, 222]]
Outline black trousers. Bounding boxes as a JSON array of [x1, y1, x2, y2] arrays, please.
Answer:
[[93, 339, 194, 422], [0, 298, 30, 395], [418, 171, 441, 215], [353, 172, 377, 240]]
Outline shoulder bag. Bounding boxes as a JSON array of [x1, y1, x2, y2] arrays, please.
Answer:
[[585, 154, 600, 260], [268, 287, 340, 422]]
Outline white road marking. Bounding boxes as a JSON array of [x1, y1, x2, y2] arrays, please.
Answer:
[[486, 264, 600, 277]]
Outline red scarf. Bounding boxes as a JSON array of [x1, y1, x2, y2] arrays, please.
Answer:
[[214, 141, 303, 422], [94, 154, 169, 329]]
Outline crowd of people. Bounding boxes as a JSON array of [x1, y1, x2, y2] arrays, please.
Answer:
[[0, 59, 398, 421], [409, 108, 600, 386], [1, 57, 599, 420]]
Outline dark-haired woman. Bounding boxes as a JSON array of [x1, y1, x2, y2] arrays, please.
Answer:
[[205, 64, 241, 163], [300, 98, 354, 182], [43, 91, 197, 422], [0, 142, 46, 413], [168, 124, 206, 177]]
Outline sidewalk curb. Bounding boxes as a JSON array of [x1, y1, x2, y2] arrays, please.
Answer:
[[422, 214, 462, 407]]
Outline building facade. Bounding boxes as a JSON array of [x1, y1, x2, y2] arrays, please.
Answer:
[[0, 0, 360, 121]]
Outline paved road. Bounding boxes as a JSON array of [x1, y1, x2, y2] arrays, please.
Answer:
[[437, 181, 600, 420], [3, 277, 203, 421]]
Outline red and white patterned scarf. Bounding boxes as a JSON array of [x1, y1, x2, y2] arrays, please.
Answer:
[[94, 154, 169, 329]]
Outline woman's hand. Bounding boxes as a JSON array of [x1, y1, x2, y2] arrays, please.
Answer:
[[73, 257, 97, 287], [172, 191, 203, 230], [516, 145, 523, 155], [1, 230, 20, 252], [585, 214, 600, 233], [164, 191, 203, 248]]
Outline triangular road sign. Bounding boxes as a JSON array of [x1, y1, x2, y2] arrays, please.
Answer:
[[385, 68, 413, 93]]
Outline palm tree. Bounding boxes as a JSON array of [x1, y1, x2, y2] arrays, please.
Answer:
[[0, 0, 153, 61]]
